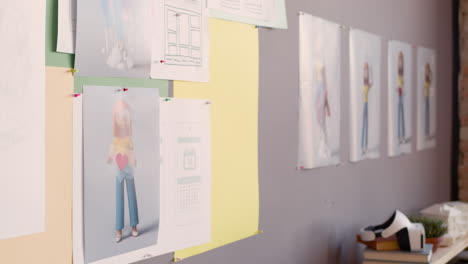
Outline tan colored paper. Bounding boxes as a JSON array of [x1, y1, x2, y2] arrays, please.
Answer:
[[174, 18, 259, 260], [0, 66, 73, 264]]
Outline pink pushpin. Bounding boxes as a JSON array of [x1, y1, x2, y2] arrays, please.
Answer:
[[73, 93, 81, 98]]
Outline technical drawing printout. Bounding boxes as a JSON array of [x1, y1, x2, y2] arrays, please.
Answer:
[[151, 0, 209, 82], [0, 0, 45, 240], [57, 0, 77, 53], [208, 0, 271, 20]]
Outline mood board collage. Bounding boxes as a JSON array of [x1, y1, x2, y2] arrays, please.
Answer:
[[297, 13, 437, 170], [1, 1, 435, 264], [1, 0, 285, 264]]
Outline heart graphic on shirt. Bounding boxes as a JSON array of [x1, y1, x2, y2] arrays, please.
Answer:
[[115, 153, 128, 171]]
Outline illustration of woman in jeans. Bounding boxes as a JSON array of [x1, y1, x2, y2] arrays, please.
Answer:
[[100, 0, 134, 70], [397, 52, 406, 144], [107, 99, 139, 243], [315, 63, 331, 157], [361, 62, 372, 154], [424, 63, 432, 139]]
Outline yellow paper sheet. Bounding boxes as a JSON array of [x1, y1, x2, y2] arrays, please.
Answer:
[[0, 66, 73, 264], [174, 18, 259, 260]]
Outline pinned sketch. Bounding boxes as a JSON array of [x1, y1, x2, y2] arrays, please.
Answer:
[[297, 13, 341, 169], [208, 0, 287, 29], [74, 96, 211, 264], [388, 41, 413, 157], [57, 0, 76, 53], [0, 0, 45, 240], [81, 86, 160, 263], [150, 0, 209, 82], [75, 0, 153, 78], [349, 29, 382, 162], [417, 47, 437, 150]]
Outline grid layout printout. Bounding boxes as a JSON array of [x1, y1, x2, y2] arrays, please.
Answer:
[[151, 0, 210, 82]]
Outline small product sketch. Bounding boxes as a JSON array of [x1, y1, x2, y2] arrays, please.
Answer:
[[151, 0, 209, 82], [107, 99, 139, 243], [388, 41, 412, 157], [165, 6, 202, 67], [416, 47, 436, 150], [361, 62, 372, 155], [349, 29, 381, 162], [297, 13, 341, 169]]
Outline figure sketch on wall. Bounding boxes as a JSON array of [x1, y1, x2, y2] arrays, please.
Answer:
[[107, 99, 139, 243], [397, 52, 406, 144], [361, 62, 372, 154], [315, 63, 331, 157], [424, 63, 432, 139]]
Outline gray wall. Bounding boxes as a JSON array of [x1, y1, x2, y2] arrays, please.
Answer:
[[140, 0, 454, 263]]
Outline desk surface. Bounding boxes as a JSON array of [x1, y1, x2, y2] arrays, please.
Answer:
[[432, 236, 468, 264]]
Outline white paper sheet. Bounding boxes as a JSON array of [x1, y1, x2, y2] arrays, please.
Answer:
[[208, 0, 270, 20], [0, 0, 45, 240], [297, 13, 341, 169], [57, 0, 76, 53], [417, 47, 437, 150], [207, 0, 287, 29], [349, 29, 382, 162], [150, 0, 210, 82], [73, 97, 211, 264], [388, 41, 413, 157]]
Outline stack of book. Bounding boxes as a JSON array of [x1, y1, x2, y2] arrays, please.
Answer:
[[362, 244, 433, 264]]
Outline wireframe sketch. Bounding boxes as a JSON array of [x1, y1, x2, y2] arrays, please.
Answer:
[[107, 100, 139, 243], [349, 29, 381, 162], [83, 86, 159, 263], [417, 47, 436, 150], [150, 0, 209, 82], [297, 13, 341, 169], [76, 0, 152, 78], [388, 41, 412, 157]]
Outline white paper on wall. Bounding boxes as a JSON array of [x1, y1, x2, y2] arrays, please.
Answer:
[[349, 29, 382, 162], [388, 41, 413, 157], [417, 47, 437, 150], [57, 0, 76, 53], [0, 0, 45, 240], [297, 13, 341, 169], [73, 97, 211, 264], [150, 0, 210, 82]]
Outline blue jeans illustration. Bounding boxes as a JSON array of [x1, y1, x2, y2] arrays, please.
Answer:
[[398, 96, 405, 142], [361, 102, 368, 152], [425, 97, 430, 137], [101, 0, 124, 42], [115, 166, 139, 231]]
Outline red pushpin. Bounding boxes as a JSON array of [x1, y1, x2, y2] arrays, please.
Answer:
[[123, 88, 128, 92], [73, 93, 81, 98], [160, 60, 165, 63]]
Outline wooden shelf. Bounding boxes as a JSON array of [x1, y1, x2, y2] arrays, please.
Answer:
[[432, 236, 468, 264]]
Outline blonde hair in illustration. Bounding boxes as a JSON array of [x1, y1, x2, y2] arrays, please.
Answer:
[[112, 100, 132, 138]]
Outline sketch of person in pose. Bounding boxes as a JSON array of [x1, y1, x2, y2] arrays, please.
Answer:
[[361, 62, 372, 154], [315, 63, 331, 157], [424, 63, 432, 139], [397, 52, 406, 144], [100, 0, 134, 70], [107, 99, 139, 243]]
